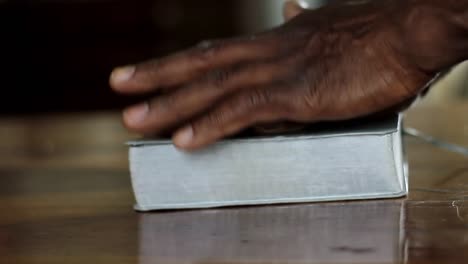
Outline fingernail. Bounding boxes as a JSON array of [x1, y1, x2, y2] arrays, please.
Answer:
[[174, 126, 194, 147], [111, 65, 135, 84], [124, 102, 149, 126]]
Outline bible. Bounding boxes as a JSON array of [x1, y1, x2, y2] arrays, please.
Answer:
[[128, 115, 406, 211]]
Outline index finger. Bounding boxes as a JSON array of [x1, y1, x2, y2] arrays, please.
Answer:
[[110, 35, 279, 94]]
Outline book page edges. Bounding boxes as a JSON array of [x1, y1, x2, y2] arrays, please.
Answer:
[[128, 115, 401, 147]]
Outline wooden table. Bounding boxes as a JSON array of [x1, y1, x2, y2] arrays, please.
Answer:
[[0, 103, 467, 264]]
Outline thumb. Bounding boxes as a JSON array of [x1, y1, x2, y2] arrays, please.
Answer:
[[283, 1, 305, 21]]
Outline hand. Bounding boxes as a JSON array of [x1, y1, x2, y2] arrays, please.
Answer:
[[110, 0, 448, 150]]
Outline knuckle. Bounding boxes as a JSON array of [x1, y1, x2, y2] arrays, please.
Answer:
[[243, 88, 273, 108], [281, 74, 320, 120], [197, 111, 227, 134], [206, 69, 232, 89], [151, 94, 179, 116], [139, 59, 161, 77], [197, 40, 214, 49], [154, 95, 174, 112], [297, 73, 319, 106], [194, 40, 224, 64]]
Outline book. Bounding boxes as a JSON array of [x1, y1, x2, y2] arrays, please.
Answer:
[[128, 114, 407, 211]]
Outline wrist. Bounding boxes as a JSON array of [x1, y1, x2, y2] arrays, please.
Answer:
[[396, 0, 468, 73]]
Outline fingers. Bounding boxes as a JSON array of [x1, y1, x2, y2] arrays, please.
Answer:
[[122, 62, 287, 134], [284, 1, 306, 21], [110, 36, 279, 94], [172, 86, 292, 150]]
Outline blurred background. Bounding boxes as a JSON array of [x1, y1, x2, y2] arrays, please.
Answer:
[[0, 0, 466, 115]]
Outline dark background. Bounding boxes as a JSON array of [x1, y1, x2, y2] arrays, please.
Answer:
[[0, 0, 243, 114], [3, 0, 464, 115]]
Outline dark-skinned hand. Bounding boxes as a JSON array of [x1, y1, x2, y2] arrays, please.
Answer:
[[110, 0, 464, 150]]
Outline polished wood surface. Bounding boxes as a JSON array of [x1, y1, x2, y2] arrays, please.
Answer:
[[0, 103, 467, 264]]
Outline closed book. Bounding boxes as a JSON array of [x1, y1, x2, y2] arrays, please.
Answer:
[[128, 115, 406, 211]]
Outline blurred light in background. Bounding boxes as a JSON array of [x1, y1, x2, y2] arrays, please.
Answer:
[[237, 0, 327, 33], [426, 62, 468, 104]]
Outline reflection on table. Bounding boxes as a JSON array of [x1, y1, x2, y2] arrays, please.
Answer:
[[0, 102, 467, 263]]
